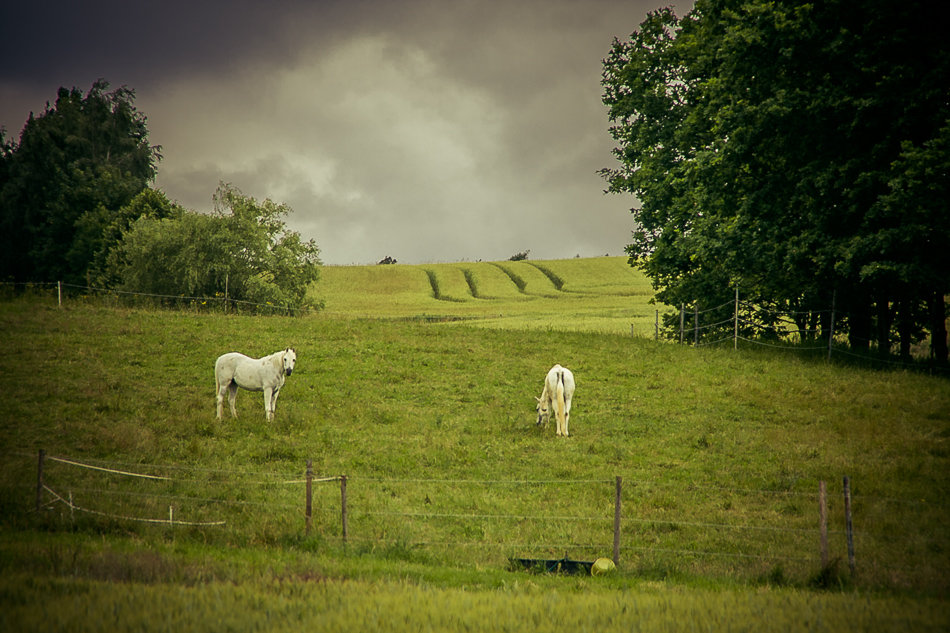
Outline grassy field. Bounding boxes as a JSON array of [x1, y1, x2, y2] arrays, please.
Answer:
[[1, 258, 948, 632]]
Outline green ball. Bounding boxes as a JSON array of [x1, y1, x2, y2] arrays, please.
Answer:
[[591, 557, 616, 576]]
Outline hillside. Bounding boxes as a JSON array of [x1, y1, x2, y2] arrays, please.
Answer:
[[314, 256, 660, 335]]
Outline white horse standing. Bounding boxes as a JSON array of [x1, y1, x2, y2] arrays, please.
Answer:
[[215, 348, 297, 421], [536, 364, 575, 437]]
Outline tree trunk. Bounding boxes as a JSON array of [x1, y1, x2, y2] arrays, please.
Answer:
[[848, 298, 872, 353], [876, 295, 892, 357], [793, 312, 808, 343], [897, 298, 913, 361], [931, 292, 949, 366]]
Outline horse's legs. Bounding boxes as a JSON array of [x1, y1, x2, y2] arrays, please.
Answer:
[[228, 382, 239, 418], [216, 379, 232, 420], [216, 380, 225, 420], [263, 387, 274, 421], [564, 398, 572, 437]]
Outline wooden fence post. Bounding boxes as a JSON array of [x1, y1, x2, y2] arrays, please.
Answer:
[[305, 459, 313, 535], [843, 476, 855, 576], [35, 449, 45, 512], [341, 474, 348, 547], [613, 476, 622, 566], [818, 480, 828, 567], [680, 304, 685, 344], [827, 291, 836, 362], [57, 281, 62, 308], [733, 286, 739, 350], [693, 304, 699, 345]]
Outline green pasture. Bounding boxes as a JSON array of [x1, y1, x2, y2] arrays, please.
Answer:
[[0, 258, 948, 632]]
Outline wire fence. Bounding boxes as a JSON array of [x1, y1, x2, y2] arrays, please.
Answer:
[[666, 291, 950, 375], [5, 281, 946, 374], [0, 280, 313, 316], [9, 449, 944, 588]]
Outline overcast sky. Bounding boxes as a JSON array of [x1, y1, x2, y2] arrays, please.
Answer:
[[1, 0, 692, 265]]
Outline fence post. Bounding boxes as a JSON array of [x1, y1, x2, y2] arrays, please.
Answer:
[[305, 459, 313, 535], [843, 476, 855, 576], [613, 476, 622, 566], [340, 474, 348, 547], [35, 449, 45, 512], [818, 480, 828, 567], [680, 304, 685, 344], [693, 304, 699, 345], [827, 290, 836, 362], [734, 286, 739, 350], [57, 281, 62, 307]]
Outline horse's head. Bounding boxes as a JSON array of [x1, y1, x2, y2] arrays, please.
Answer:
[[535, 396, 548, 426], [282, 348, 297, 376]]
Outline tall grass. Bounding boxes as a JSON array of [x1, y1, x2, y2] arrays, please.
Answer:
[[2, 571, 947, 633]]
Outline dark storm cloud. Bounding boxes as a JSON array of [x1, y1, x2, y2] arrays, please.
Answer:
[[4, 1, 305, 85], [1, 0, 693, 264]]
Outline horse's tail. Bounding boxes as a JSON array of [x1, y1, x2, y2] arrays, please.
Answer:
[[555, 370, 566, 431], [214, 356, 223, 392]]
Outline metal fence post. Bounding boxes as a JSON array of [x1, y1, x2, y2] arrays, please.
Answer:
[[819, 480, 828, 567], [305, 459, 313, 534], [341, 474, 348, 547], [844, 476, 855, 576], [35, 449, 45, 512], [613, 476, 622, 566]]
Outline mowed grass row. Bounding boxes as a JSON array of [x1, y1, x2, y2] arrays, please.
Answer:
[[314, 257, 660, 335]]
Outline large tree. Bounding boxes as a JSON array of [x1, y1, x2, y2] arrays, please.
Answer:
[[602, 0, 949, 362], [0, 80, 159, 284]]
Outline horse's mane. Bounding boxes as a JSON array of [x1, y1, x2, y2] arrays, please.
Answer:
[[267, 350, 285, 369]]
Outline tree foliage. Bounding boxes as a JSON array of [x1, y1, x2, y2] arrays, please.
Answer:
[[104, 184, 321, 311], [0, 80, 159, 284], [602, 0, 949, 361], [1, 81, 323, 313]]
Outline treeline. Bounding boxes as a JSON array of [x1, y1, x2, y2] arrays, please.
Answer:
[[602, 0, 949, 363], [0, 80, 320, 311]]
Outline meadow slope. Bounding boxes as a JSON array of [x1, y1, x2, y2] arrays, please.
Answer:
[[0, 258, 948, 632], [314, 256, 661, 335]]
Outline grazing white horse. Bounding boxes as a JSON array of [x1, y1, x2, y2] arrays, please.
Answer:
[[536, 364, 575, 437], [215, 348, 296, 421]]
